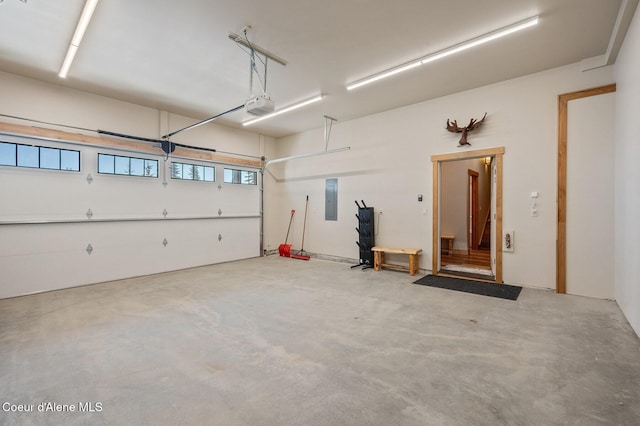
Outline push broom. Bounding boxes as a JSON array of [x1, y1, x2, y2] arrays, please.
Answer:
[[291, 196, 310, 260]]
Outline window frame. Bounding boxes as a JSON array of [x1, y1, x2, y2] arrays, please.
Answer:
[[0, 141, 80, 172], [223, 167, 258, 185], [170, 161, 215, 182], [97, 153, 158, 178]]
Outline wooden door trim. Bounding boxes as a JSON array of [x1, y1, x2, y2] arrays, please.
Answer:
[[557, 84, 616, 294], [432, 147, 504, 283]]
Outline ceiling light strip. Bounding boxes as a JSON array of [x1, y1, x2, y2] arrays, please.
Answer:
[[58, 0, 100, 78], [242, 95, 323, 126], [346, 16, 539, 91]]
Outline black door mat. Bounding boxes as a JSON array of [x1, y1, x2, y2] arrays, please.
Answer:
[[413, 274, 522, 301]]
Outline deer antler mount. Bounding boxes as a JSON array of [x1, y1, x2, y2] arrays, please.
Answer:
[[446, 113, 487, 146]]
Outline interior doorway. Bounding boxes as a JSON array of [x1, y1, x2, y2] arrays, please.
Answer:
[[431, 147, 504, 283], [438, 160, 491, 278]]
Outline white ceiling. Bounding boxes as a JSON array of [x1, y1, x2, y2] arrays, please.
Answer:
[[0, 0, 631, 139]]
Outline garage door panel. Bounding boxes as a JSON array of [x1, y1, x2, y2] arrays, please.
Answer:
[[0, 135, 261, 299]]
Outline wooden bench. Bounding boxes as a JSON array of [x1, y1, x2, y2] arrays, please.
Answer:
[[371, 246, 422, 276], [440, 234, 454, 256]]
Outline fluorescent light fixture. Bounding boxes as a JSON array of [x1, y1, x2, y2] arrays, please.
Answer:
[[346, 16, 539, 91], [242, 95, 324, 126], [58, 45, 79, 79], [58, 0, 100, 78]]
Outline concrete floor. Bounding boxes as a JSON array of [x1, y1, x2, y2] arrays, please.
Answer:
[[1, 256, 639, 425]]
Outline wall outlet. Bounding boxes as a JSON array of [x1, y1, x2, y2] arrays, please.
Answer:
[[504, 229, 515, 252]]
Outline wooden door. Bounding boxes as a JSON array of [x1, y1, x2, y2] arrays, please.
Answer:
[[557, 84, 616, 298]]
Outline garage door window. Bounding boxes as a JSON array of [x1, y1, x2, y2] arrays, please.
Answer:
[[170, 161, 214, 182], [98, 153, 158, 178], [0, 141, 80, 172], [224, 168, 257, 185]]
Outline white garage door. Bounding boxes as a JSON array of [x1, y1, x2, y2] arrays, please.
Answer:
[[0, 133, 261, 299]]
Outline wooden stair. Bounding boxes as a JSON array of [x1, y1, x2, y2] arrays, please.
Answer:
[[442, 249, 491, 270]]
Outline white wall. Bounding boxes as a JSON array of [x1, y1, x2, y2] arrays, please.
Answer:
[[268, 62, 615, 289], [614, 6, 640, 335], [0, 71, 275, 298], [0, 71, 270, 156]]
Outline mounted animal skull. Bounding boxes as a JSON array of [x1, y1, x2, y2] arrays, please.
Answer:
[[446, 113, 487, 146]]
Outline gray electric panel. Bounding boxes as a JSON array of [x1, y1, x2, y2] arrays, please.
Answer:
[[325, 178, 338, 221]]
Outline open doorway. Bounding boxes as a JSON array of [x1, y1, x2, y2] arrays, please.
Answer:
[[431, 147, 504, 283], [439, 160, 492, 279]]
